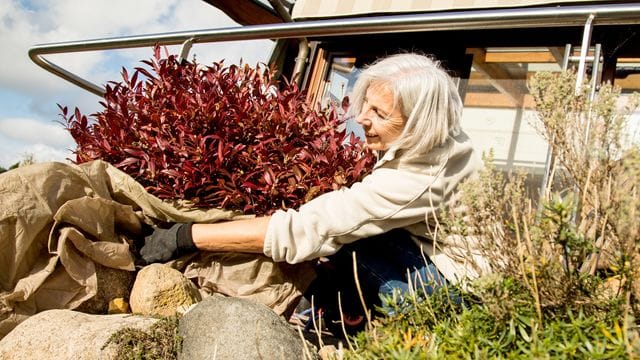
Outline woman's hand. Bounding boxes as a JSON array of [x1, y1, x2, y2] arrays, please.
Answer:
[[140, 217, 270, 264], [140, 223, 196, 263]]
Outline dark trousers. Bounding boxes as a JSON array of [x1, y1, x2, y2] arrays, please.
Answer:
[[304, 228, 446, 326]]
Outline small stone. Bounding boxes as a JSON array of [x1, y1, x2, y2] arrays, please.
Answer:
[[319, 344, 341, 360], [176, 303, 197, 316], [108, 298, 130, 314], [130, 263, 201, 317]]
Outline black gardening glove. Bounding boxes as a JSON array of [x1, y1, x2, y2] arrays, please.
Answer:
[[140, 223, 197, 264]]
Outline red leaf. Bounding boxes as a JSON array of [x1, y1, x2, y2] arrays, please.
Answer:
[[263, 166, 274, 185], [124, 148, 145, 158], [116, 157, 139, 167], [242, 181, 259, 190], [217, 139, 224, 166], [161, 169, 182, 177]]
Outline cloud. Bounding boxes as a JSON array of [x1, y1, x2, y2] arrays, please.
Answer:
[[0, 0, 275, 168], [0, 117, 73, 148], [0, 134, 73, 168], [0, 0, 273, 96], [22, 143, 74, 164]]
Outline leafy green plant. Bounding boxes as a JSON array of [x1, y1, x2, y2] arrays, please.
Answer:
[[344, 279, 632, 359], [338, 70, 639, 359], [62, 47, 375, 215]]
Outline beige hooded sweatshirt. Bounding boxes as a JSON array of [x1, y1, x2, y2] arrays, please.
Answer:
[[264, 131, 488, 283]]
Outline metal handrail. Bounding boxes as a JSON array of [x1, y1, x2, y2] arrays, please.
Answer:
[[29, 2, 640, 96]]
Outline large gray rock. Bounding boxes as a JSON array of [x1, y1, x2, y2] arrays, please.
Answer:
[[130, 263, 201, 317], [179, 296, 317, 360], [0, 309, 158, 360]]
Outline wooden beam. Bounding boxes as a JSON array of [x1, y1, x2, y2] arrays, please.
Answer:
[[201, 0, 282, 25], [618, 58, 640, 63], [548, 47, 566, 66], [614, 73, 640, 90], [484, 51, 557, 63], [464, 92, 536, 109], [467, 48, 528, 107], [478, 49, 640, 64]]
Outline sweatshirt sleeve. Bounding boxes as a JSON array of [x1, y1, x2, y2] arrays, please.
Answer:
[[263, 166, 446, 264]]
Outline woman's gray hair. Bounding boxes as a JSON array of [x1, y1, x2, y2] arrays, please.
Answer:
[[349, 53, 462, 156]]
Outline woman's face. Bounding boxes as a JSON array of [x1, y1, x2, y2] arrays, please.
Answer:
[[355, 82, 406, 151]]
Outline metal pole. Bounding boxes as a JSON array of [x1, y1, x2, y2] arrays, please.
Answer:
[[589, 43, 602, 102], [575, 14, 595, 91], [29, 3, 640, 96], [267, 0, 309, 86], [562, 43, 572, 70]]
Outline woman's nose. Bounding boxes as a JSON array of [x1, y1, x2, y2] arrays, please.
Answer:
[[355, 108, 371, 126]]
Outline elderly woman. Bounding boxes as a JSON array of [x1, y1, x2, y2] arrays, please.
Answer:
[[141, 53, 483, 331]]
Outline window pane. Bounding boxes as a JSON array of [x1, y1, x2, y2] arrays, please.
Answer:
[[461, 47, 563, 195], [614, 57, 640, 147], [319, 56, 364, 138]]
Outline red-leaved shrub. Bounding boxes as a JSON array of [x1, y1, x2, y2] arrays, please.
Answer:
[[62, 47, 375, 215]]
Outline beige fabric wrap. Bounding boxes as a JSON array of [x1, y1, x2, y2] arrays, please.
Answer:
[[0, 160, 312, 339]]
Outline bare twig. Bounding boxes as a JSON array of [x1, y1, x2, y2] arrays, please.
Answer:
[[351, 252, 372, 327], [337, 291, 354, 351]]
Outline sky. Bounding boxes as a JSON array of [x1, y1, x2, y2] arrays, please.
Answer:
[[0, 0, 274, 168]]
